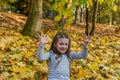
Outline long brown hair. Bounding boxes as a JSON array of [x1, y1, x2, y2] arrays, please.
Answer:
[[49, 31, 71, 67]]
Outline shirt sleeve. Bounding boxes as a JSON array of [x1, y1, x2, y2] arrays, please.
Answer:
[[37, 45, 51, 61], [70, 44, 88, 60]]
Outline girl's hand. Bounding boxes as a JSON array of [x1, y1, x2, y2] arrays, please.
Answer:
[[83, 35, 90, 45], [38, 34, 49, 46]]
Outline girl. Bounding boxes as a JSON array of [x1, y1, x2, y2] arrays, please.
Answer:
[[37, 32, 90, 80]]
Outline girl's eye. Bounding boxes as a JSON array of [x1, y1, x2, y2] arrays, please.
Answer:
[[65, 43, 68, 46], [60, 43, 64, 45], [59, 43, 68, 46]]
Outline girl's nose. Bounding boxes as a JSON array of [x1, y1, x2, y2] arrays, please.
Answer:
[[63, 45, 67, 48]]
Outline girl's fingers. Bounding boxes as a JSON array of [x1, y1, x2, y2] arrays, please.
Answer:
[[41, 35, 48, 42], [88, 35, 90, 40], [84, 34, 90, 40], [84, 34, 90, 44], [40, 34, 46, 39]]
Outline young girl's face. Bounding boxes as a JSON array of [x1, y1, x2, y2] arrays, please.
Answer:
[[55, 38, 69, 54]]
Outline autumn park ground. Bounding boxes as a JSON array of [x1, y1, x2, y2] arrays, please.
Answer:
[[0, 12, 120, 80]]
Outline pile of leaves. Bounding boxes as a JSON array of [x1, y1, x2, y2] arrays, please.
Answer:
[[0, 12, 120, 80]]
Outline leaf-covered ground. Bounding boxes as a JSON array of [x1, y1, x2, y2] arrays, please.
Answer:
[[0, 12, 120, 80]]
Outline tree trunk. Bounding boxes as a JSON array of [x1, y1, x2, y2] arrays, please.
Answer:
[[109, 6, 112, 25], [73, 6, 79, 24], [85, 6, 89, 36], [90, 0, 98, 36], [58, 15, 66, 27], [21, 0, 43, 37], [80, 8, 84, 22]]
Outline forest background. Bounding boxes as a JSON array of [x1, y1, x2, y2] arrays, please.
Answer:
[[0, 0, 120, 80]]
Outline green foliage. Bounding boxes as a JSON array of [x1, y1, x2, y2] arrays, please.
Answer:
[[98, 0, 104, 4], [115, 71, 120, 76], [52, 0, 74, 25], [1, 0, 119, 26], [72, 0, 87, 8], [0, 0, 17, 8], [107, 0, 115, 6], [52, 0, 68, 11]]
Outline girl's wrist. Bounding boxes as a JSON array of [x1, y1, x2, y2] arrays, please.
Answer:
[[83, 42, 88, 46], [40, 44, 45, 46], [39, 42, 45, 46]]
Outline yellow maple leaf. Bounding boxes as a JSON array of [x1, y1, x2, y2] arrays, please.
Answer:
[[17, 62, 26, 67], [94, 55, 101, 63], [88, 63, 99, 71]]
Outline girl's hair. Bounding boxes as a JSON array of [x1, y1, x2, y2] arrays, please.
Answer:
[[49, 32, 71, 67]]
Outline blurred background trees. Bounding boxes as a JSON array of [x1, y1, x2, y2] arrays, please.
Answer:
[[0, 0, 120, 37]]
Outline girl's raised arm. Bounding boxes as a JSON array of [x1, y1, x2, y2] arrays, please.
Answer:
[[70, 35, 90, 59], [37, 33, 50, 61]]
